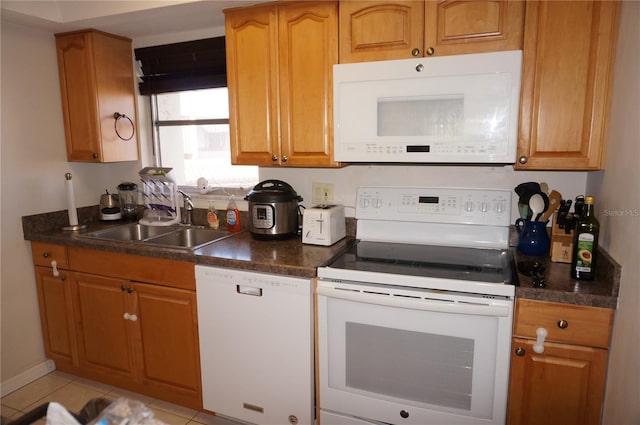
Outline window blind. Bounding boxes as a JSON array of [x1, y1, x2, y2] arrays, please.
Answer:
[[134, 37, 226, 95]]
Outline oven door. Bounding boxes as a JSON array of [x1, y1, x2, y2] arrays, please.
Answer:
[[316, 280, 513, 425]]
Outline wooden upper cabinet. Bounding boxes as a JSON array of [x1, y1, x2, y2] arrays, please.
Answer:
[[339, 1, 524, 63], [55, 30, 139, 162], [226, 1, 340, 167], [516, 1, 620, 170]]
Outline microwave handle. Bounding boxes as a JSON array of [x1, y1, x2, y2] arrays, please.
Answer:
[[316, 285, 510, 317]]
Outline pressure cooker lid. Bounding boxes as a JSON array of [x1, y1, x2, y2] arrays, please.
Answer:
[[244, 180, 303, 203]]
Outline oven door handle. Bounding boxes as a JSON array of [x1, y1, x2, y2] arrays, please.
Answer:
[[316, 286, 511, 317]]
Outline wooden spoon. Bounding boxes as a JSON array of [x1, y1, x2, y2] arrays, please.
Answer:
[[538, 190, 562, 223]]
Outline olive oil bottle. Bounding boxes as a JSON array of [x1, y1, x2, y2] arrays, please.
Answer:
[[570, 196, 600, 280]]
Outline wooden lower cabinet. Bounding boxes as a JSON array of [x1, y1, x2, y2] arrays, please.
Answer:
[[72, 272, 138, 380], [508, 338, 608, 425], [34, 266, 77, 369], [31, 243, 202, 409], [507, 299, 613, 425]]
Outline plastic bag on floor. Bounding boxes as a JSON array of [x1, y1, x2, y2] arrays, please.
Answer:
[[87, 398, 167, 425], [45, 402, 81, 425]]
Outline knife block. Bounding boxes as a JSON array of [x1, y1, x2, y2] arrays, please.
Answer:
[[550, 221, 574, 263]]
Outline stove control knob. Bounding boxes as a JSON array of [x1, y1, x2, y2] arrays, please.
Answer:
[[373, 197, 383, 208], [496, 201, 505, 214], [480, 201, 488, 213], [464, 200, 474, 212], [359, 197, 370, 209]]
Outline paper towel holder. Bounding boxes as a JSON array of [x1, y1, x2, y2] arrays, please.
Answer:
[[62, 172, 88, 231]]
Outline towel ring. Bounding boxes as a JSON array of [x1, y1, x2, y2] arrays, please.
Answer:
[[113, 112, 135, 141]]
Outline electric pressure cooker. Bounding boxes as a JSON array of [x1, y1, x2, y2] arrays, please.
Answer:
[[244, 180, 303, 240]]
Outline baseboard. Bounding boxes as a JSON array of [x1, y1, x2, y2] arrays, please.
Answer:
[[0, 360, 56, 397]]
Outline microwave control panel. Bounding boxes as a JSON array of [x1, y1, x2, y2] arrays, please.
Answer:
[[355, 187, 511, 226]]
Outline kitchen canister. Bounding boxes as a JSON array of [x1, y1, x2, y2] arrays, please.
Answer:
[[515, 218, 550, 257]]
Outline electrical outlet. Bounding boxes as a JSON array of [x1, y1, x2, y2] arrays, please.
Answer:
[[312, 182, 334, 205]]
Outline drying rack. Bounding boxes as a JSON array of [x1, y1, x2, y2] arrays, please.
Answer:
[[138, 167, 181, 226]]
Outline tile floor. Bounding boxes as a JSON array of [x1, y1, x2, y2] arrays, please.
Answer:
[[0, 371, 240, 425]]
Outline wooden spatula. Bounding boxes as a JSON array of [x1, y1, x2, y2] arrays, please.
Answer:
[[538, 190, 562, 223]]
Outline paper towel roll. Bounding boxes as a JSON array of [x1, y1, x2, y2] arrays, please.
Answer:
[[65, 173, 79, 226]]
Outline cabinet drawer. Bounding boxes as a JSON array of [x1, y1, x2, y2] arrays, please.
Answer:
[[68, 247, 195, 290], [31, 242, 69, 269], [514, 299, 613, 348]]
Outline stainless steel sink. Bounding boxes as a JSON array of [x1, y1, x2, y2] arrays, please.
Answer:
[[83, 223, 175, 241], [79, 224, 235, 250], [146, 227, 233, 250]]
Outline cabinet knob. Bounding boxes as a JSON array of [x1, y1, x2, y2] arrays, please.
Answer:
[[518, 156, 528, 164], [400, 409, 409, 419], [42, 252, 50, 258], [426, 47, 435, 56], [121, 284, 127, 292], [123, 313, 138, 322], [411, 48, 421, 57], [515, 347, 526, 356], [281, 155, 288, 163], [271, 155, 278, 162], [60, 274, 67, 282], [558, 319, 569, 329], [92, 153, 98, 159]]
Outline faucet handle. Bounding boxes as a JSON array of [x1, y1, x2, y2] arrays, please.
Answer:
[[178, 189, 191, 200]]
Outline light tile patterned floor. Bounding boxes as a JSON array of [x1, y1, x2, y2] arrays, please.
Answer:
[[0, 371, 241, 425]]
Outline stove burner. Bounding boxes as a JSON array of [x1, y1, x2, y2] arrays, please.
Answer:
[[329, 241, 518, 285]]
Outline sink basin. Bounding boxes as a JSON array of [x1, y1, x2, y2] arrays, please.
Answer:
[[80, 224, 235, 250], [82, 224, 174, 241], [146, 227, 234, 250]]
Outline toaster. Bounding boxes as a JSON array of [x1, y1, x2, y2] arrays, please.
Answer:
[[302, 204, 346, 246]]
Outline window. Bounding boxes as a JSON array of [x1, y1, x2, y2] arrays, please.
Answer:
[[135, 37, 258, 190], [151, 88, 258, 188]]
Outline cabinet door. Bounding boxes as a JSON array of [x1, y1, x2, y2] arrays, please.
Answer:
[[279, 1, 339, 167], [92, 32, 139, 162], [226, 4, 280, 166], [133, 282, 201, 403], [516, 1, 620, 170], [34, 266, 77, 367], [424, 0, 524, 56], [508, 338, 608, 425], [56, 32, 101, 162], [339, 1, 424, 63], [56, 30, 139, 163], [71, 272, 137, 380]]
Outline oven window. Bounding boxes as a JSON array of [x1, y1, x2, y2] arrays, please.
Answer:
[[346, 322, 473, 410]]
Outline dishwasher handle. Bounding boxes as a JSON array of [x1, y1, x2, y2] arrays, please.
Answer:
[[316, 285, 511, 317], [236, 285, 263, 297]]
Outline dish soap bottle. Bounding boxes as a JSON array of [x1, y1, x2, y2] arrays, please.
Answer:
[[226, 195, 241, 232], [207, 201, 219, 229], [570, 196, 599, 280]]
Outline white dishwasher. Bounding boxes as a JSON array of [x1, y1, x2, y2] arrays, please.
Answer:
[[195, 265, 314, 425]]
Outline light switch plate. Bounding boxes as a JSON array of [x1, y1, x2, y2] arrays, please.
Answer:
[[312, 182, 334, 205]]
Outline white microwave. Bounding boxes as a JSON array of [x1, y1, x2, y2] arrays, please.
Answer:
[[333, 50, 522, 164]]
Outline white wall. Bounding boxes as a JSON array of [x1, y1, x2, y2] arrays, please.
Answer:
[[592, 2, 640, 423], [0, 21, 142, 385], [261, 166, 587, 223]]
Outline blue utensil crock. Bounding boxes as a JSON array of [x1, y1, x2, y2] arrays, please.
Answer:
[[515, 218, 550, 257]]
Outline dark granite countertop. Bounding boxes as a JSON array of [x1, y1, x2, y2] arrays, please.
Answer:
[[23, 206, 620, 307], [22, 206, 354, 279]]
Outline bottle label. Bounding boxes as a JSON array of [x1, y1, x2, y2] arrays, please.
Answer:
[[227, 210, 237, 226], [575, 233, 594, 272]]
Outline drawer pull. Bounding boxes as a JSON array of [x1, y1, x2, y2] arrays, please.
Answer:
[[51, 260, 60, 277], [43, 251, 50, 258], [515, 347, 526, 356], [558, 319, 569, 329], [533, 327, 548, 353]]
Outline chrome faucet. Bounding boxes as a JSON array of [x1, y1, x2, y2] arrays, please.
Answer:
[[178, 190, 194, 225]]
